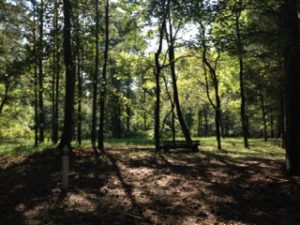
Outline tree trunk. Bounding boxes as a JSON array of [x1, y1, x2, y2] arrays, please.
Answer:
[[204, 109, 208, 136], [283, 0, 300, 174], [58, 0, 76, 150], [270, 115, 275, 139], [197, 110, 201, 137], [201, 41, 222, 150], [166, 0, 192, 145], [38, 0, 45, 143], [52, 0, 60, 144], [98, 0, 109, 151], [32, 0, 39, 147], [92, 0, 99, 149], [279, 92, 286, 148], [0, 84, 8, 115], [154, 3, 166, 152], [235, 8, 249, 148], [260, 93, 268, 141], [77, 38, 82, 145]]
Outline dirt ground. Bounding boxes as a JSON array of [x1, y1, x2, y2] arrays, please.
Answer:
[[0, 147, 300, 225]]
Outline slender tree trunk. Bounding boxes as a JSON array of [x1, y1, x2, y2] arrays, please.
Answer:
[[202, 42, 222, 150], [92, 0, 99, 149], [279, 92, 286, 148], [270, 116, 274, 139], [235, 8, 249, 148], [0, 84, 8, 115], [77, 40, 82, 145], [166, 0, 192, 145], [58, 0, 76, 150], [51, 0, 60, 144], [215, 109, 222, 150], [143, 90, 147, 130], [74, 5, 82, 145], [126, 81, 131, 134], [204, 109, 208, 136], [154, 4, 166, 152], [98, 0, 109, 151], [171, 105, 175, 143], [51, 50, 56, 143], [38, 0, 45, 143], [260, 93, 268, 141], [284, 0, 300, 174], [34, 65, 39, 146], [32, 0, 39, 146], [197, 110, 201, 137]]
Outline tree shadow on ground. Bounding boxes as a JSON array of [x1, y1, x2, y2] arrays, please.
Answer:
[[0, 147, 300, 225]]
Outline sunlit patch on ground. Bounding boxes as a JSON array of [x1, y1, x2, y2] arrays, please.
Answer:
[[0, 138, 299, 225]]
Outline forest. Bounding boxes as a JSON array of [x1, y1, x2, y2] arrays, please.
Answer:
[[0, 0, 300, 224]]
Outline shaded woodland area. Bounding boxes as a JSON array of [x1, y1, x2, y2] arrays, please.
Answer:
[[1, 0, 300, 224]]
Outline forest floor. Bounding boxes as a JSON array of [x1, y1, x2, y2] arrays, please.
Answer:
[[0, 138, 300, 225]]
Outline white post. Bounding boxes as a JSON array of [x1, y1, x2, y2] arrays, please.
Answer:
[[62, 146, 69, 190]]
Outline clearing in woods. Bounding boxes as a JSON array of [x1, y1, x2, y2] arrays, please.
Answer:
[[0, 138, 299, 225]]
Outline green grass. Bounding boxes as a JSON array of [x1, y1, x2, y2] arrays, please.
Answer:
[[200, 137, 284, 159], [0, 139, 56, 156], [0, 137, 285, 160]]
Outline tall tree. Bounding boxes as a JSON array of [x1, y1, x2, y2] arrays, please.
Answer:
[[91, 0, 99, 149], [234, 0, 249, 148], [283, 0, 300, 174], [32, 0, 39, 146], [75, 1, 82, 145], [165, 0, 193, 145], [201, 43, 222, 150], [58, 0, 76, 149], [98, 0, 109, 151], [38, 0, 45, 143], [154, 0, 166, 152], [51, 0, 60, 144]]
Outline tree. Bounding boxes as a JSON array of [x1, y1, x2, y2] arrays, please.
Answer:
[[91, 0, 99, 149], [98, 0, 109, 151], [283, 0, 300, 174], [165, 0, 192, 145], [153, 0, 166, 152], [51, 0, 61, 144], [38, 0, 45, 143], [58, 0, 76, 150], [234, 0, 249, 148]]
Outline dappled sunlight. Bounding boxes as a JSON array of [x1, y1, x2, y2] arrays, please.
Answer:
[[0, 139, 299, 224]]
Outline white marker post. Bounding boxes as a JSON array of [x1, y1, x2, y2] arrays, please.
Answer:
[[62, 146, 69, 190]]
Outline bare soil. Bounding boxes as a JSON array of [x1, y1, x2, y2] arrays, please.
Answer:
[[0, 147, 299, 225]]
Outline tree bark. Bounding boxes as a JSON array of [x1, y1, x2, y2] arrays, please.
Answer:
[[98, 0, 109, 151], [235, 6, 249, 148], [154, 3, 166, 152], [77, 35, 82, 145], [0, 82, 8, 115], [197, 110, 202, 137], [92, 0, 99, 149], [38, 0, 45, 143], [32, 0, 39, 147], [204, 108, 209, 136], [52, 0, 60, 144], [260, 93, 268, 141], [283, 0, 300, 174], [279, 92, 286, 148], [58, 0, 76, 150], [201, 41, 222, 150], [165, 0, 192, 145]]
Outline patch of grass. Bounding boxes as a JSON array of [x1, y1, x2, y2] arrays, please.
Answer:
[[0, 137, 285, 160], [0, 139, 55, 156], [200, 137, 284, 159]]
